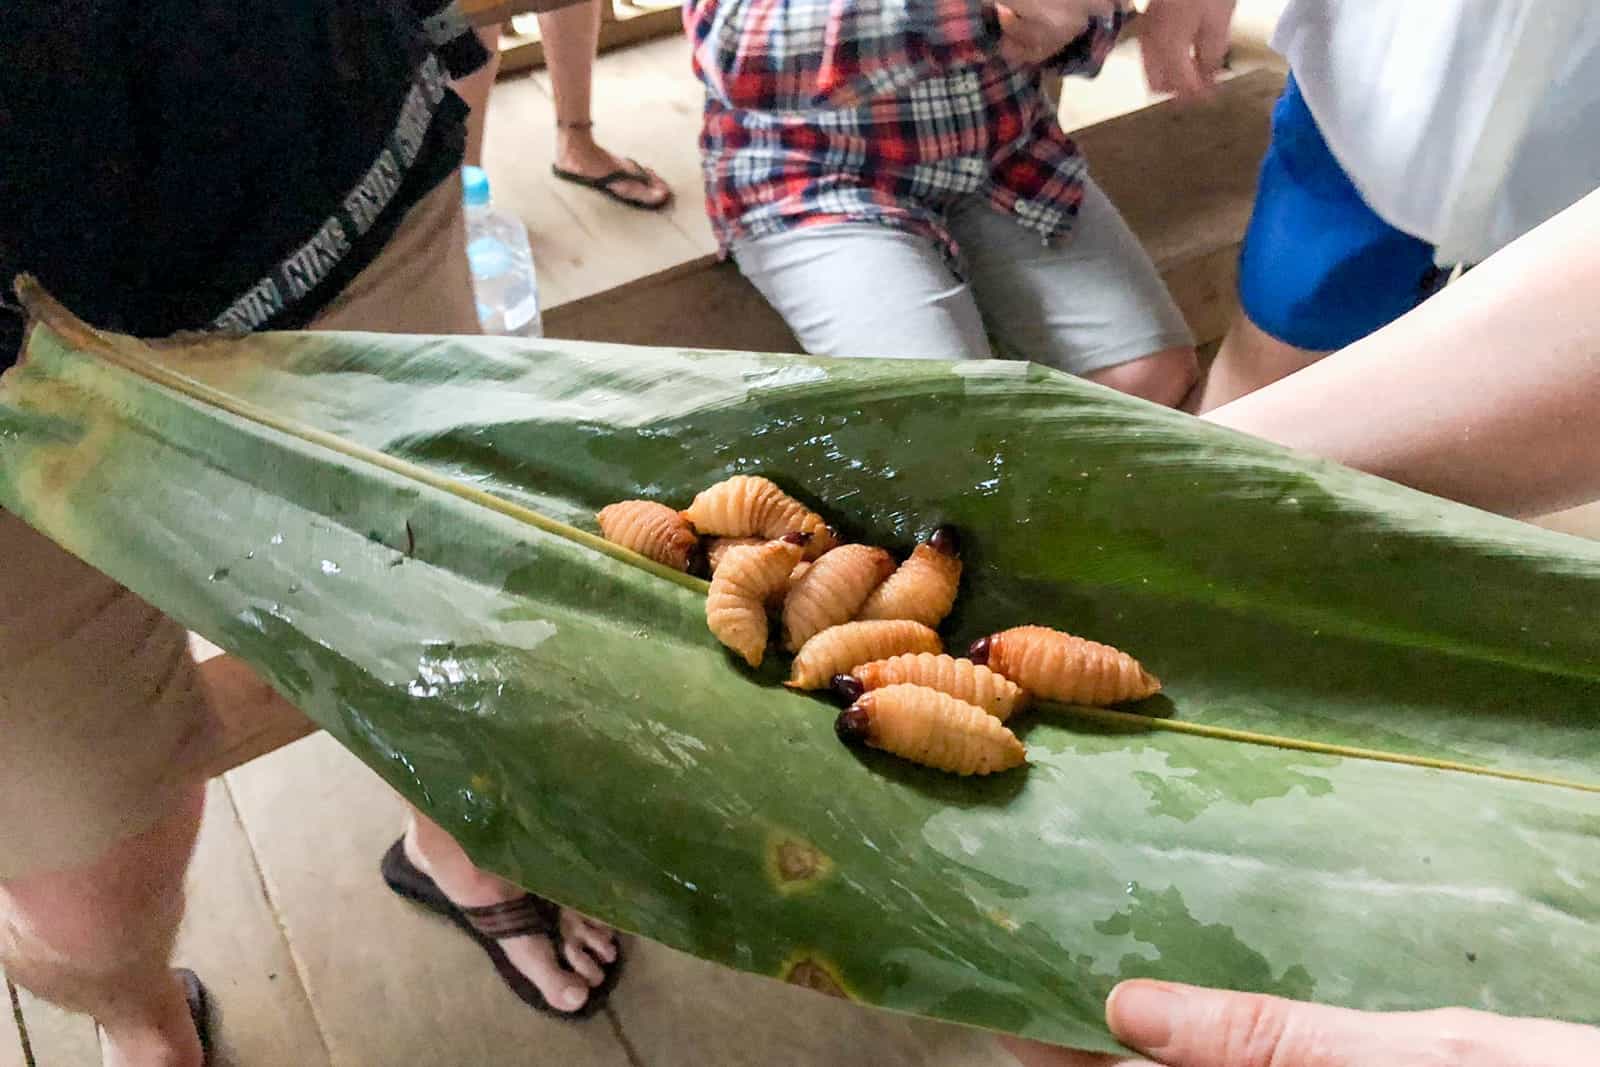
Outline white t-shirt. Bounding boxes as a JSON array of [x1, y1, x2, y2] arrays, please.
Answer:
[[1273, 0, 1600, 265]]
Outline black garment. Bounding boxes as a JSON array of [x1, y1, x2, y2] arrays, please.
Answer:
[[0, 0, 489, 369]]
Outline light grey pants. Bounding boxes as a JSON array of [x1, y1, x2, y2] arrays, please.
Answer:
[[733, 178, 1193, 375]]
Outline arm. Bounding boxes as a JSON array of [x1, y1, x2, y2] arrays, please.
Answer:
[[1205, 188, 1600, 518], [688, 0, 1001, 110]]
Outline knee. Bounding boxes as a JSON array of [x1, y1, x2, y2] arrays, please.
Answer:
[[0, 904, 156, 1016], [0, 784, 202, 1002], [1086, 346, 1200, 408]]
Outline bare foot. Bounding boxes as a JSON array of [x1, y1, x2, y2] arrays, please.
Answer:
[[403, 815, 618, 1013], [555, 125, 672, 209]]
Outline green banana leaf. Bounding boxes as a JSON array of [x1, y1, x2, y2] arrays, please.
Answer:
[[3, 288, 1599, 1054]]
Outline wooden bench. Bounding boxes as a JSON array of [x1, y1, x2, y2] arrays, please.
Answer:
[[544, 67, 1285, 354]]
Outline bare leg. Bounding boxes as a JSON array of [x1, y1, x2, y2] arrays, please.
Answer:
[[403, 808, 619, 1012], [1194, 313, 1325, 412], [540, 0, 671, 207], [1085, 345, 1200, 409], [0, 786, 206, 1067], [456, 23, 504, 167]]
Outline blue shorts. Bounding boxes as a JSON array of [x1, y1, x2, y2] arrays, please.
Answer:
[[1237, 75, 1446, 351]]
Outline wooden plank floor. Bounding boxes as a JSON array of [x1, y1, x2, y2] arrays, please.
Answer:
[[482, 33, 714, 311], [225, 735, 636, 1067], [609, 941, 1009, 1067], [173, 782, 331, 1067], [11, 985, 98, 1066]]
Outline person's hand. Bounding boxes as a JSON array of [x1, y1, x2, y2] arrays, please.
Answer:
[[1001, 979, 1600, 1066], [1138, 0, 1235, 99], [997, 0, 1119, 68]]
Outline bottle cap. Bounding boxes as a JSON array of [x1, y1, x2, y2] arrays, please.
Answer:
[[462, 165, 490, 207]]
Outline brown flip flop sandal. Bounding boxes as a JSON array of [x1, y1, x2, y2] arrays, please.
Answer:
[[550, 159, 673, 212], [174, 968, 211, 1066], [380, 839, 623, 1018]]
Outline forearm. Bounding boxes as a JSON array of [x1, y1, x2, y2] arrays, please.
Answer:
[[1206, 189, 1600, 517]]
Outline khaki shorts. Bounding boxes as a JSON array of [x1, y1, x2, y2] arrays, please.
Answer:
[[0, 174, 480, 880]]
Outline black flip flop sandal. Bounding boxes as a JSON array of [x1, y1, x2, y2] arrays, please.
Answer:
[[380, 839, 623, 1019], [174, 968, 212, 1066], [550, 159, 672, 212]]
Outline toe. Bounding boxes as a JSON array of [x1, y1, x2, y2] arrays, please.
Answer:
[[563, 937, 606, 986], [642, 171, 672, 205], [562, 911, 619, 969], [503, 933, 591, 1013], [640, 172, 670, 204], [614, 174, 668, 207], [578, 923, 619, 963], [546, 974, 590, 1013]]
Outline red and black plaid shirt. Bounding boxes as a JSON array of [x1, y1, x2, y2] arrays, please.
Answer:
[[688, 0, 1124, 260]]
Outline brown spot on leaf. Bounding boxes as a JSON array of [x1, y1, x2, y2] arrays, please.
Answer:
[[764, 832, 834, 894], [777, 840, 819, 880], [779, 954, 852, 1000]]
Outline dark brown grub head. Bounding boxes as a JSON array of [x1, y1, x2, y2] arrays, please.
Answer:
[[928, 525, 961, 557], [967, 635, 992, 665], [781, 531, 813, 547], [835, 705, 871, 745], [831, 673, 865, 703]]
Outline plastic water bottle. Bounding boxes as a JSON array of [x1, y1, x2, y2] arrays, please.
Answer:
[[462, 166, 542, 337]]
